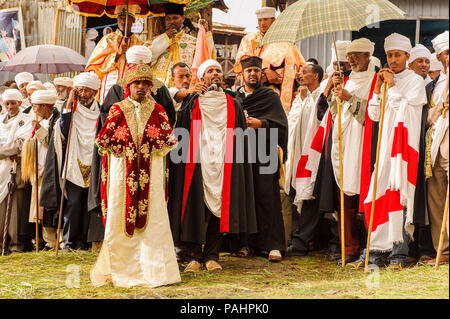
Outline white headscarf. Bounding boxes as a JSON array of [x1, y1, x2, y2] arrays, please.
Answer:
[[429, 53, 444, 72], [1, 89, 23, 105], [26, 80, 46, 92], [409, 44, 431, 64], [14, 72, 34, 87], [432, 31, 449, 55], [346, 38, 375, 55], [126, 45, 153, 65], [332, 40, 351, 62], [256, 7, 276, 19], [384, 33, 412, 53], [73, 72, 101, 90], [31, 89, 58, 105], [54, 77, 73, 88], [197, 59, 222, 80]]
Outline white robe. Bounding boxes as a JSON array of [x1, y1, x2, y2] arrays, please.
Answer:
[[91, 99, 181, 288], [331, 61, 377, 196], [284, 86, 322, 195]]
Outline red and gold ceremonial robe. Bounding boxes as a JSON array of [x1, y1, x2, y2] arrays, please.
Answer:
[[92, 96, 180, 288]]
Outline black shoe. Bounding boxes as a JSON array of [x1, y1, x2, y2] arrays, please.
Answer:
[[338, 254, 359, 265], [285, 245, 307, 257], [328, 252, 341, 261]]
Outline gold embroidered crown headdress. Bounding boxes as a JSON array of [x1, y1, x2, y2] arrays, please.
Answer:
[[124, 63, 164, 94]]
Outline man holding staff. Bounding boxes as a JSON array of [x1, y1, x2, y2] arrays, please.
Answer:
[[348, 33, 427, 270]]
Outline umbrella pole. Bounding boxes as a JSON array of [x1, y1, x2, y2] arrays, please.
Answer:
[[124, 0, 129, 42], [55, 102, 77, 258], [364, 81, 387, 273], [34, 133, 40, 253], [332, 33, 345, 268]]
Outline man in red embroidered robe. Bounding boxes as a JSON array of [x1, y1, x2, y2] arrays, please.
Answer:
[[168, 59, 257, 272], [91, 64, 180, 288]]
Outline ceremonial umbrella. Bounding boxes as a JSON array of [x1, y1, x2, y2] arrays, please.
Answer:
[[0, 44, 87, 74], [67, 0, 192, 18], [259, 0, 405, 268]]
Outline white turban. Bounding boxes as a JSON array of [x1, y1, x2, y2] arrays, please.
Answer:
[[26, 80, 46, 92], [432, 31, 449, 55], [54, 77, 73, 88], [197, 59, 222, 80], [1, 89, 23, 104], [331, 40, 351, 62], [74, 72, 101, 90], [15, 72, 34, 87], [409, 44, 431, 64], [44, 82, 57, 92], [256, 7, 276, 19], [126, 45, 153, 65], [346, 38, 375, 55], [430, 53, 444, 72], [86, 28, 99, 41], [384, 33, 412, 53], [31, 89, 58, 105]]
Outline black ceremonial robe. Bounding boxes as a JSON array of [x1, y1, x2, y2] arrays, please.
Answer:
[[168, 92, 257, 246], [235, 85, 288, 253], [86, 84, 175, 242]]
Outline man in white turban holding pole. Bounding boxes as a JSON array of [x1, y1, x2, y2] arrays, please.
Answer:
[[0, 89, 33, 254], [348, 33, 427, 270], [424, 30, 449, 266], [53, 77, 73, 112], [40, 72, 101, 251]]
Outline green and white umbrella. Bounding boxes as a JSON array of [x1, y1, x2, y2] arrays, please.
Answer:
[[260, 0, 405, 47]]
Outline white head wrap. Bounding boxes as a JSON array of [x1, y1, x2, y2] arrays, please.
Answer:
[[331, 40, 351, 62], [429, 53, 444, 72], [73, 72, 101, 90], [126, 45, 153, 65], [31, 89, 58, 105], [44, 82, 57, 92], [197, 59, 222, 80], [86, 28, 99, 41], [432, 31, 449, 55], [346, 38, 375, 55], [26, 80, 46, 92], [409, 44, 431, 64], [256, 7, 276, 19], [1, 89, 23, 105], [371, 56, 382, 69], [54, 77, 73, 88], [384, 33, 412, 53], [14, 72, 34, 87]]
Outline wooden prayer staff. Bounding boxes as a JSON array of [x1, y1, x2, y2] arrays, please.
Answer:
[[337, 94, 345, 268], [435, 186, 449, 269], [34, 116, 40, 253], [55, 99, 78, 258], [332, 34, 345, 268], [364, 81, 387, 273]]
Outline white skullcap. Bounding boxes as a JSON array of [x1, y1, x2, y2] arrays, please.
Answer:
[[73, 72, 101, 90], [44, 82, 57, 91], [256, 7, 276, 19], [31, 89, 57, 105], [86, 28, 99, 40], [346, 38, 375, 55], [26, 80, 46, 92], [197, 59, 222, 80], [14, 72, 34, 87], [432, 31, 449, 55], [54, 77, 73, 88], [1, 89, 23, 104], [409, 44, 431, 64], [331, 40, 351, 62], [384, 33, 412, 53], [126, 45, 153, 65], [429, 53, 444, 72], [371, 56, 382, 69]]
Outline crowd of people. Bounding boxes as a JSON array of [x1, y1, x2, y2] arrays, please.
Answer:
[[0, 4, 448, 289]]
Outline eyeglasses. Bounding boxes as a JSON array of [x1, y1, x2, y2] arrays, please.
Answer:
[[347, 53, 365, 60]]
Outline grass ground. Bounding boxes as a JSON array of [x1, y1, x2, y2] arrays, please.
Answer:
[[0, 249, 448, 299]]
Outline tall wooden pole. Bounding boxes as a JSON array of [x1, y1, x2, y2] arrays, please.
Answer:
[[364, 82, 387, 273], [34, 115, 40, 253]]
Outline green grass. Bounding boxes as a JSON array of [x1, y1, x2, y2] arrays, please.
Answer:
[[0, 250, 448, 299]]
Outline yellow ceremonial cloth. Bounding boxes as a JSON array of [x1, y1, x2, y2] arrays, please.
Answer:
[[85, 30, 144, 102]]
